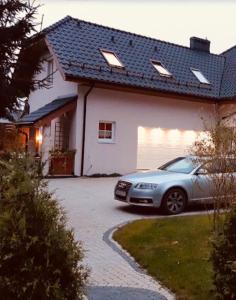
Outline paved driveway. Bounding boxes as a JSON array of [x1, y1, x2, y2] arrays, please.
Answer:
[[49, 177, 174, 300]]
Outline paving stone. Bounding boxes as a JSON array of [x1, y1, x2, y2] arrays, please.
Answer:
[[49, 178, 175, 300]]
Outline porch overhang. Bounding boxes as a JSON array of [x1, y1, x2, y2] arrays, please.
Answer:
[[16, 95, 77, 127]]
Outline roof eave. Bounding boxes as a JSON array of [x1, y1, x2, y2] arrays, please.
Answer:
[[218, 96, 236, 103], [64, 74, 217, 103]]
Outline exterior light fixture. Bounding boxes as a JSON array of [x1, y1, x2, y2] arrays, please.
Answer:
[[36, 132, 43, 144]]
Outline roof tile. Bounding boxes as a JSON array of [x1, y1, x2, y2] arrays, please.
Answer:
[[40, 16, 236, 100], [17, 95, 77, 124]]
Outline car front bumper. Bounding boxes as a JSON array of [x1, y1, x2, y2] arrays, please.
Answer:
[[114, 180, 163, 208]]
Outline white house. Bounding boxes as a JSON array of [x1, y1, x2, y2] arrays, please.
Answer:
[[17, 16, 236, 176]]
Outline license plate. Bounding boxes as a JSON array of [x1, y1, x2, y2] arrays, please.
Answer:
[[115, 190, 127, 197]]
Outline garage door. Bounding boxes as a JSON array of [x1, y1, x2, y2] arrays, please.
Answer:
[[137, 126, 198, 170]]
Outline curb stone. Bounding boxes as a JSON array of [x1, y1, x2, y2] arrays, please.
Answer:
[[103, 221, 175, 300]]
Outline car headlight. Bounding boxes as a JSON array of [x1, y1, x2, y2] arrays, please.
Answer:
[[135, 183, 158, 190]]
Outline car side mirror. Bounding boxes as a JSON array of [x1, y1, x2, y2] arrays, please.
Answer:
[[196, 168, 208, 175]]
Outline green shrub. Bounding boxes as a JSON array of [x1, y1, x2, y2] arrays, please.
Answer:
[[212, 205, 236, 299], [0, 153, 88, 299]]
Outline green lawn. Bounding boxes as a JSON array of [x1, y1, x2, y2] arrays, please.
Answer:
[[113, 215, 215, 300]]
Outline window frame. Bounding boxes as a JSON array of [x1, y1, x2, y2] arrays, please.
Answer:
[[100, 49, 124, 68], [98, 121, 116, 144], [190, 68, 210, 85], [151, 60, 172, 78], [46, 59, 54, 84]]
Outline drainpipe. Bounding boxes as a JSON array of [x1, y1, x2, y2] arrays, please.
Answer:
[[80, 84, 94, 176]]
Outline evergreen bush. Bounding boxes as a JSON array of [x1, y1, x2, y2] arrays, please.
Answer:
[[0, 153, 88, 299], [212, 205, 236, 299]]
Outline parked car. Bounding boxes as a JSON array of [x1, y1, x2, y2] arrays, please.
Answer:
[[114, 156, 230, 215]]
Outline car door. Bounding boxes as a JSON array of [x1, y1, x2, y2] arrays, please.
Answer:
[[191, 165, 214, 203]]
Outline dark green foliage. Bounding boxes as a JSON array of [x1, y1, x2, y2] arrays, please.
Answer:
[[0, 153, 88, 299], [212, 206, 236, 299], [0, 0, 42, 117]]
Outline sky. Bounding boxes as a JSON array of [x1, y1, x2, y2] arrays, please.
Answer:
[[37, 0, 236, 54]]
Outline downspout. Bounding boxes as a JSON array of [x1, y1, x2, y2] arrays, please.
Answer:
[[80, 84, 94, 176]]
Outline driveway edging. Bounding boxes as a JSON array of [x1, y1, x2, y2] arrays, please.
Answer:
[[103, 220, 175, 300]]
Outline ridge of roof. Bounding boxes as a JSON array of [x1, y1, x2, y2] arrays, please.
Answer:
[[221, 44, 236, 56], [42, 15, 73, 34], [75, 17, 225, 58], [27, 15, 73, 44], [42, 15, 223, 58]]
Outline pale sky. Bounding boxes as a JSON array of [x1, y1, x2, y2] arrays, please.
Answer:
[[37, 0, 236, 54]]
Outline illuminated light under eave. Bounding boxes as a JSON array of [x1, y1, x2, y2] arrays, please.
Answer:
[[150, 128, 164, 144], [183, 130, 197, 145], [168, 129, 181, 144], [36, 132, 43, 144]]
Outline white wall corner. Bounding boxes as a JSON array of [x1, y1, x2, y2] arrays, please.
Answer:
[[73, 85, 87, 176]]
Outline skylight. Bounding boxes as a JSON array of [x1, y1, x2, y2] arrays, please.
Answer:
[[151, 61, 172, 77], [101, 50, 124, 68], [191, 68, 210, 84]]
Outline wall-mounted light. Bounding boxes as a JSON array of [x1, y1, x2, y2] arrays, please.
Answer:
[[36, 131, 43, 144], [168, 129, 181, 144], [150, 128, 164, 144], [183, 130, 197, 145]]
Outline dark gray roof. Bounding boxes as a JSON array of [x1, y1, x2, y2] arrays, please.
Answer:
[[41, 16, 236, 100], [219, 46, 236, 99], [0, 118, 11, 124], [17, 95, 77, 125]]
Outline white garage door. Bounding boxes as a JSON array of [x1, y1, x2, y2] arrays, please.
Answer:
[[137, 126, 198, 170]]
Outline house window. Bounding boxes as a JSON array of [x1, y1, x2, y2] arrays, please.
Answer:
[[191, 68, 210, 84], [98, 121, 115, 143], [54, 118, 69, 150], [101, 50, 124, 68], [151, 61, 172, 77], [47, 59, 54, 84]]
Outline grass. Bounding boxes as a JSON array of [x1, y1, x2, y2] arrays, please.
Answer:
[[113, 215, 215, 300]]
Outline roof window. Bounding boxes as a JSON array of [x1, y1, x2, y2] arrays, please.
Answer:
[[191, 68, 210, 84], [151, 61, 172, 77], [101, 50, 124, 68]]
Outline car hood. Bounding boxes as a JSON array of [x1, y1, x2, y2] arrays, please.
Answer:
[[122, 170, 191, 184]]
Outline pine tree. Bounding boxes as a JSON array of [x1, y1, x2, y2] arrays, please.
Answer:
[[0, 0, 41, 118]]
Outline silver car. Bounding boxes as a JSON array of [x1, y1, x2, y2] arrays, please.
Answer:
[[114, 156, 216, 215]]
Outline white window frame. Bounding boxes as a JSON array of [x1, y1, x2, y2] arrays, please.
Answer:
[[47, 59, 54, 84], [98, 121, 116, 144], [191, 68, 210, 84], [100, 49, 124, 68], [151, 60, 172, 77]]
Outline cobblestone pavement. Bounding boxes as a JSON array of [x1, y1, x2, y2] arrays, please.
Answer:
[[49, 177, 176, 300]]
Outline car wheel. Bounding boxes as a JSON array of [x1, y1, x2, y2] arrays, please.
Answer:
[[161, 188, 187, 215]]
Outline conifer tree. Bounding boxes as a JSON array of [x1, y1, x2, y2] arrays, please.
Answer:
[[0, 0, 41, 118]]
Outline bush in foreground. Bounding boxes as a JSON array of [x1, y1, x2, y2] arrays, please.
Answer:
[[0, 153, 88, 299], [212, 205, 236, 299]]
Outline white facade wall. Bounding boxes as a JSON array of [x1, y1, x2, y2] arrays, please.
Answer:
[[80, 88, 214, 176], [28, 52, 78, 174], [28, 52, 216, 176], [73, 86, 87, 176], [28, 53, 77, 112]]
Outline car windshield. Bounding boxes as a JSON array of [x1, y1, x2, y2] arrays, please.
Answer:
[[159, 157, 197, 174]]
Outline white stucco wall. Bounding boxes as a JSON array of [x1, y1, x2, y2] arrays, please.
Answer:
[[28, 53, 77, 112], [79, 87, 214, 176], [27, 51, 78, 174]]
